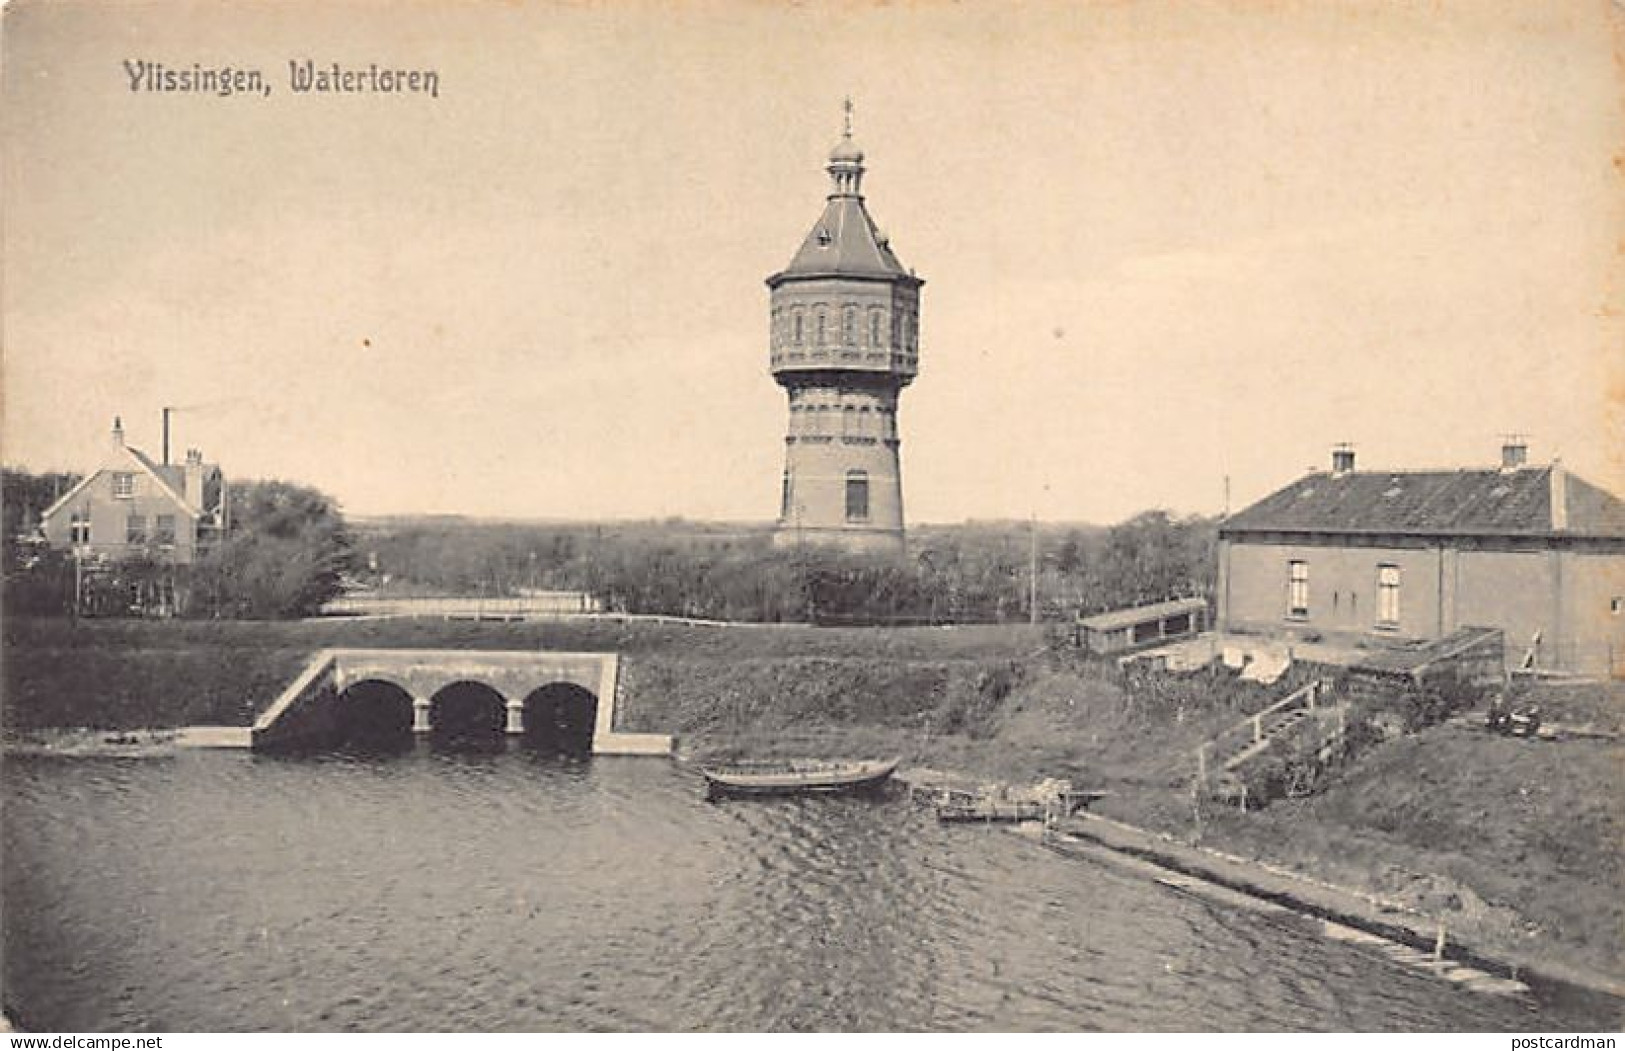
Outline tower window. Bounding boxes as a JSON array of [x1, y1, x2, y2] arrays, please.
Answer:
[[843, 306, 856, 345], [781, 472, 792, 521], [870, 311, 882, 347], [793, 312, 803, 344], [816, 312, 826, 346], [845, 470, 869, 522]]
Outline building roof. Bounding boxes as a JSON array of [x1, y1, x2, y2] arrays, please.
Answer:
[[767, 124, 919, 288], [39, 443, 216, 522], [770, 195, 914, 285], [1078, 596, 1208, 631], [1222, 465, 1625, 539], [127, 448, 192, 507]]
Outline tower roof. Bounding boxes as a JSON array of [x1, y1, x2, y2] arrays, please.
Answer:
[[771, 197, 913, 285], [767, 102, 920, 288]]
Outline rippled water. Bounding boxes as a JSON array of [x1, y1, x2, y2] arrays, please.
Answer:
[[2, 750, 1616, 1031]]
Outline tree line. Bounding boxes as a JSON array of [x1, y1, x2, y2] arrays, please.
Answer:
[[3, 470, 352, 619], [5, 465, 1216, 623], [357, 511, 1217, 624]]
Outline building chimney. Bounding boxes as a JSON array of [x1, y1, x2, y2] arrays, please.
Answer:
[[1331, 443, 1356, 476], [111, 416, 125, 447], [184, 449, 206, 509], [1500, 435, 1528, 470]]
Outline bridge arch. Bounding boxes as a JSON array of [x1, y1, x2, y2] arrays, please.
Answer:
[[429, 680, 509, 749], [254, 649, 669, 755], [521, 682, 599, 754], [334, 678, 416, 752]]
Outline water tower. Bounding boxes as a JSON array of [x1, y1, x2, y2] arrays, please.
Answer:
[[766, 103, 923, 554]]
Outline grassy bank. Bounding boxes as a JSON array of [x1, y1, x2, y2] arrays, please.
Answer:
[[4, 614, 1620, 981], [0, 616, 1044, 730]]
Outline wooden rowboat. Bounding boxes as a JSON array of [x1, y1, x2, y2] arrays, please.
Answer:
[[700, 757, 899, 800]]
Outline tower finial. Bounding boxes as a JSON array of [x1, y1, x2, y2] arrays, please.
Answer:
[[843, 95, 854, 139]]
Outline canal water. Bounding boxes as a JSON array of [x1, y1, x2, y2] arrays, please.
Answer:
[[2, 750, 1617, 1031]]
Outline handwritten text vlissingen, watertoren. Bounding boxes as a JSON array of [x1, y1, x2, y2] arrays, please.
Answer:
[[122, 60, 441, 99]]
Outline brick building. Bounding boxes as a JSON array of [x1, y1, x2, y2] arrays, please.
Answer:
[[38, 417, 226, 565], [1216, 442, 1625, 676]]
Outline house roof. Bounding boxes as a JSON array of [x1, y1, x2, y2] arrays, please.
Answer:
[[1221, 465, 1625, 539], [39, 444, 216, 522], [126, 448, 192, 508]]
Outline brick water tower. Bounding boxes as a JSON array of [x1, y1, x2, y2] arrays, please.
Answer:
[[767, 104, 923, 554]]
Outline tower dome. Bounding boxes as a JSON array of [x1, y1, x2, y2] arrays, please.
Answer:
[[823, 97, 867, 197], [829, 135, 864, 164]]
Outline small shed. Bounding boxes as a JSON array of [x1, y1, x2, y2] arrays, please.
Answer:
[[1076, 597, 1209, 655]]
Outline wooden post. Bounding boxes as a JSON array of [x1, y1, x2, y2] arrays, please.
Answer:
[[1253, 714, 1263, 743], [1308, 681, 1317, 711], [1433, 921, 1447, 962], [1238, 783, 1248, 813]]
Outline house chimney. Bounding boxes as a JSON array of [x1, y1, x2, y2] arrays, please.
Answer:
[[1500, 435, 1528, 470], [1331, 443, 1356, 476], [111, 416, 125, 447], [184, 449, 206, 509]]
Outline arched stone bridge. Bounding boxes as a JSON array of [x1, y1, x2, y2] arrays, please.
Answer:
[[251, 648, 672, 755]]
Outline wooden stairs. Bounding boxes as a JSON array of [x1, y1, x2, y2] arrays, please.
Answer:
[[1196, 679, 1351, 806]]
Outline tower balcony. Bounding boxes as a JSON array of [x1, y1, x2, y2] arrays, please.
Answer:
[[770, 346, 919, 384]]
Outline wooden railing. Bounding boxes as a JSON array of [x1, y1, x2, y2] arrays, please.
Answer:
[[1195, 679, 1326, 785]]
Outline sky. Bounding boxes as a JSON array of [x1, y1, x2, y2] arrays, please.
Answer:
[[3, 0, 1621, 525]]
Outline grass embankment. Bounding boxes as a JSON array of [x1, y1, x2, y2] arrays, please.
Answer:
[[4, 615, 1621, 980], [0, 616, 1044, 730], [1194, 712, 1624, 978]]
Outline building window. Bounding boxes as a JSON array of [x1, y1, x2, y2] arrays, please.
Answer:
[[112, 472, 134, 499], [1377, 564, 1401, 627], [1287, 560, 1309, 618], [845, 470, 869, 522], [69, 513, 91, 545], [126, 514, 148, 545], [155, 514, 177, 547], [870, 311, 882, 347], [780, 472, 791, 520]]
